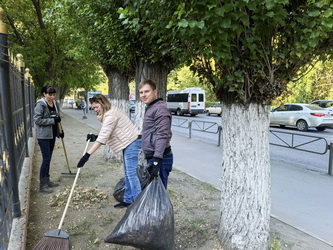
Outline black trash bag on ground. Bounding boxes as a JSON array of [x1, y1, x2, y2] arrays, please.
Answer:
[[113, 164, 150, 202], [105, 178, 175, 250]]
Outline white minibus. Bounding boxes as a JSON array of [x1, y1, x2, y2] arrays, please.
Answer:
[[166, 87, 206, 116]]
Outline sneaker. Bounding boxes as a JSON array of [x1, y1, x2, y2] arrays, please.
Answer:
[[114, 201, 131, 209], [47, 181, 59, 188], [39, 185, 53, 194]]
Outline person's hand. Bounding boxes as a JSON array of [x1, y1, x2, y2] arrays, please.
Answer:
[[51, 115, 61, 123], [86, 133, 98, 142], [148, 158, 161, 177], [59, 131, 64, 138], [77, 153, 90, 168]]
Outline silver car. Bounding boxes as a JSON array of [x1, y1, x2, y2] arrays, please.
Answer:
[[270, 103, 333, 131], [206, 103, 221, 116]]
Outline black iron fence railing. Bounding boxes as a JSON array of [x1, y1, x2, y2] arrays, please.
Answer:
[[0, 12, 35, 249]]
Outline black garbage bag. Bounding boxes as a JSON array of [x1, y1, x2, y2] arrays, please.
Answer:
[[113, 164, 150, 202], [105, 178, 175, 250]]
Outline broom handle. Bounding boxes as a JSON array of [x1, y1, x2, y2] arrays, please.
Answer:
[[58, 123, 71, 173], [58, 139, 90, 230]]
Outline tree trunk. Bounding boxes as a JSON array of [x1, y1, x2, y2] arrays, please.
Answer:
[[219, 103, 271, 250], [134, 58, 171, 166], [103, 67, 130, 162], [134, 58, 170, 132]]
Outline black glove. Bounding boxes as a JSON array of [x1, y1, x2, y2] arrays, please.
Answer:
[[77, 153, 90, 168], [148, 158, 161, 177], [86, 133, 98, 142], [59, 131, 64, 138], [51, 115, 61, 123]]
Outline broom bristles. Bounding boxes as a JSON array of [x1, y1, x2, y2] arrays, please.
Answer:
[[33, 236, 69, 250]]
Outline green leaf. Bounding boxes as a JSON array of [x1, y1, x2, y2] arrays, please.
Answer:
[[221, 18, 231, 28], [322, 18, 333, 28], [308, 9, 321, 17], [197, 21, 205, 29], [178, 19, 189, 28], [322, 8, 333, 18], [266, 12, 274, 18], [309, 38, 319, 48]]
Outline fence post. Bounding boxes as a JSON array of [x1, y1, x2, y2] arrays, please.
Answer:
[[328, 143, 333, 176], [189, 120, 192, 138], [0, 8, 21, 218], [17, 54, 29, 156], [217, 125, 222, 146], [26, 68, 34, 137]]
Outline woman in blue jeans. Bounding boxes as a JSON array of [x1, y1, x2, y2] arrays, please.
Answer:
[[34, 86, 64, 194], [77, 94, 141, 208]]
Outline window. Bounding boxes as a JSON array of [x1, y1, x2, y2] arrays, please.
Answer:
[[167, 93, 188, 102], [289, 105, 303, 111], [199, 94, 204, 102], [191, 94, 197, 102]]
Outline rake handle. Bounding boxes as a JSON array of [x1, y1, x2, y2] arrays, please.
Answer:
[[58, 139, 90, 230], [58, 123, 71, 173]]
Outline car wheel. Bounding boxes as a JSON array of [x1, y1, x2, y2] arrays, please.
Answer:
[[316, 127, 326, 131], [206, 111, 210, 116], [296, 120, 308, 131], [176, 109, 182, 116]]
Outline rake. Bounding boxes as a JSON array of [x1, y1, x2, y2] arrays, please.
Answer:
[[33, 139, 90, 250]]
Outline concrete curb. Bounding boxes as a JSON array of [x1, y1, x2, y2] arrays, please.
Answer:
[[8, 132, 36, 250]]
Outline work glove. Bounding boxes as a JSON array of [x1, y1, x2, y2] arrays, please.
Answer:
[[77, 153, 90, 168], [148, 158, 161, 178], [51, 115, 61, 123], [87, 133, 98, 142], [59, 131, 64, 138]]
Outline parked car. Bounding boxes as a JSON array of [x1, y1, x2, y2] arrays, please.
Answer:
[[311, 100, 333, 111], [206, 103, 222, 116], [269, 103, 333, 131], [130, 100, 136, 113]]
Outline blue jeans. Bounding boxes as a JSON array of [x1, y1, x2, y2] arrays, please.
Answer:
[[122, 138, 142, 203], [147, 152, 173, 188], [38, 138, 56, 185]]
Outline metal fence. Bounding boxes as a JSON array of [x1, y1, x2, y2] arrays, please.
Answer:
[[172, 117, 333, 175], [0, 15, 35, 249]]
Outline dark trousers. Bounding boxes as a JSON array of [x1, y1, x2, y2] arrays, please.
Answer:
[[38, 138, 56, 185], [147, 152, 173, 188]]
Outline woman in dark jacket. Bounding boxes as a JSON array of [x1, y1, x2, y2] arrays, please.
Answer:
[[34, 86, 64, 193]]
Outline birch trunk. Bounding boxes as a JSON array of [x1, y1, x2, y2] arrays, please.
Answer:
[[219, 103, 271, 250], [134, 59, 170, 166], [134, 58, 169, 132], [103, 68, 130, 162]]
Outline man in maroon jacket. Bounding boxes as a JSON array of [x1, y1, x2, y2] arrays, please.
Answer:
[[139, 79, 173, 188]]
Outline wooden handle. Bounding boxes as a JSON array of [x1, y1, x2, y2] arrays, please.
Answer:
[[58, 139, 91, 230]]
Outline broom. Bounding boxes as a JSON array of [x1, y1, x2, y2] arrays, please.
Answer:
[[33, 139, 90, 250]]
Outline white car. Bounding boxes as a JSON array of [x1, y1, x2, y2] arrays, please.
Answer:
[[206, 103, 221, 116], [270, 103, 333, 131]]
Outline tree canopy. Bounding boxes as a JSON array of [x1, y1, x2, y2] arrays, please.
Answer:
[[167, 0, 333, 105], [1, 0, 103, 98]]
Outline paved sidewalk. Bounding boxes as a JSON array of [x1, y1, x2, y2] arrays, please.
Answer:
[[62, 107, 333, 248]]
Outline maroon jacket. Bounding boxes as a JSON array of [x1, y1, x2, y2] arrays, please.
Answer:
[[141, 98, 172, 159]]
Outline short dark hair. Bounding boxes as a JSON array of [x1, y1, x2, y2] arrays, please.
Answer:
[[41, 85, 56, 95], [138, 79, 157, 90]]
